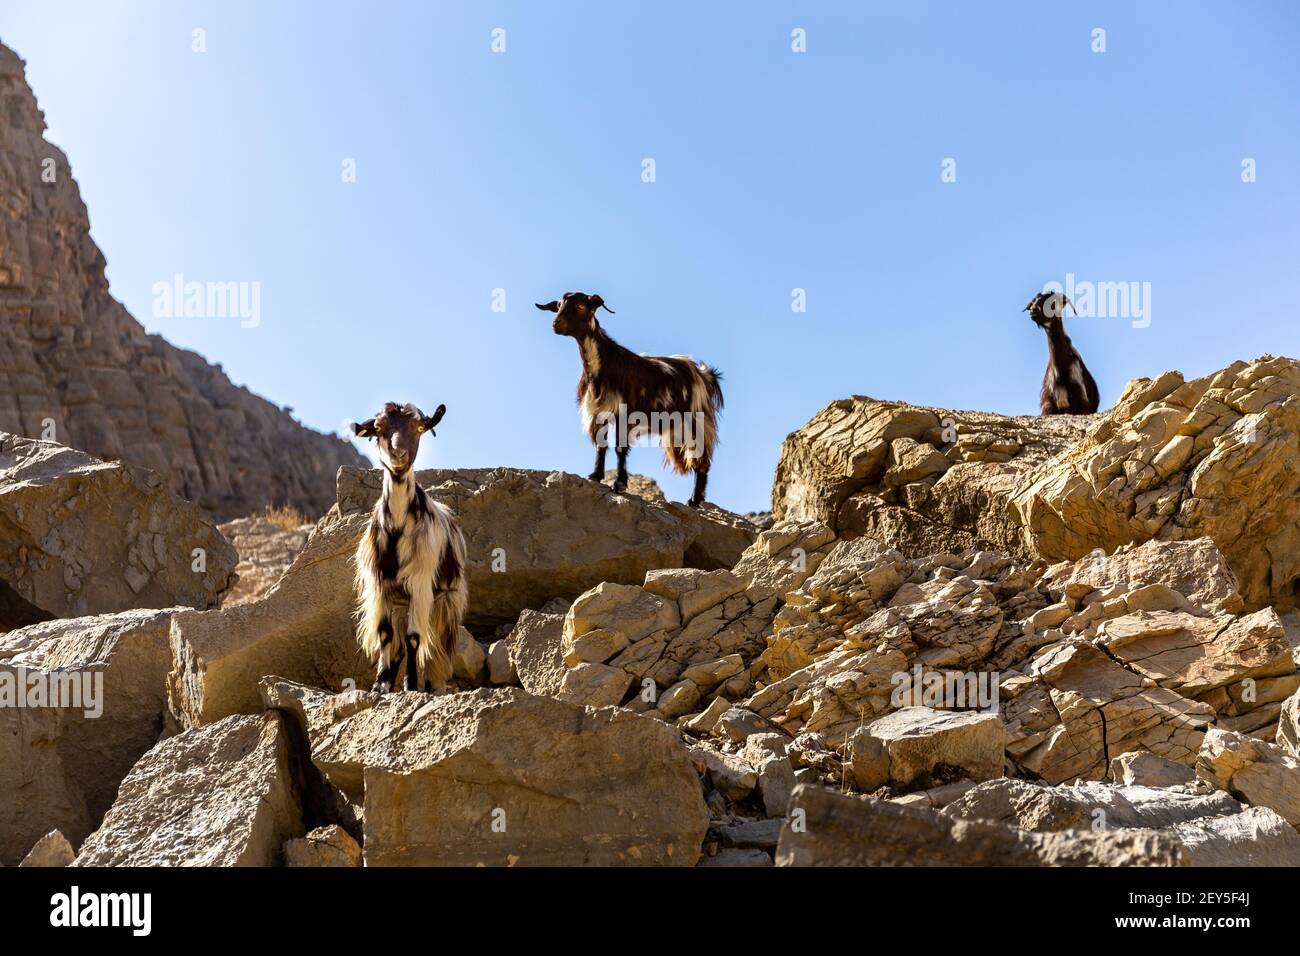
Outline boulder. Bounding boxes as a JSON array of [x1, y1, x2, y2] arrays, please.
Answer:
[[73, 712, 303, 866], [1197, 727, 1300, 826], [776, 784, 1187, 866], [1040, 538, 1244, 614], [1280, 686, 1300, 758], [770, 397, 1088, 551], [262, 680, 708, 865], [0, 433, 237, 627], [861, 706, 1006, 786], [166, 514, 372, 728], [1109, 751, 1197, 788], [1012, 356, 1300, 609], [945, 776, 1299, 866], [0, 608, 176, 864], [283, 825, 363, 868], [775, 358, 1300, 610], [505, 609, 567, 696], [555, 521, 837, 708], [335, 466, 754, 627], [19, 830, 75, 867], [1167, 806, 1300, 866]]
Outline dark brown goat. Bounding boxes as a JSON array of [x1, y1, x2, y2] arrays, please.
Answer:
[[1025, 291, 1100, 415], [536, 292, 723, 507]]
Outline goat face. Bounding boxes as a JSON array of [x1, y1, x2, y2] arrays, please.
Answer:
[[535, 292, 613, 338], [1025, 292, 1075, 328], [351, 402, 446, 477]]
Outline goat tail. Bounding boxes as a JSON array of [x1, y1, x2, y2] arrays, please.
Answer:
[[664, 362, 722, 476], [702, 364, 724, 412]]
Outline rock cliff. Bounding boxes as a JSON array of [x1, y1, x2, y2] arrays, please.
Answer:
[[0, 44, 363, 521]]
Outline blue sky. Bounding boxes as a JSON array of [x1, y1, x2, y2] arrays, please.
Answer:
[[2, 1, 1297, 512]]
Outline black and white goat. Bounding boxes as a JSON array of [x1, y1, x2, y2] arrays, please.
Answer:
[[350, 402, 468, 693], [536, 291, 724, 507], [1025, 291, 1100, 415]]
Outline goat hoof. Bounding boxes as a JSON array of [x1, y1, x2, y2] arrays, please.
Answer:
[[372, 679, 392, 694], [587, 471, 605, 483], [612, 479, 629, 493], [687, 497, 703, 509]]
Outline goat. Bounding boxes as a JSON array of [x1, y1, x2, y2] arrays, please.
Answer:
[[536, 291, 724, 507], [349, 402, 468, 693], [1025, 291, 1100, 415]]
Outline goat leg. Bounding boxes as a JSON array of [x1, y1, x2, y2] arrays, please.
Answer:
[[588, 443, 608, 483], [372, 617, 399, 693], [404, 632, 422, 691], [612, 445, 629, 493], [688, 464, 710, 508]]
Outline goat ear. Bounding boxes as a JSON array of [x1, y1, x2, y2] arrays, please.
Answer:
[[535, 300, 559, 313], [591, 295, 615, 315], [421, 404, 446, 435], [351, 419, 377, 438]]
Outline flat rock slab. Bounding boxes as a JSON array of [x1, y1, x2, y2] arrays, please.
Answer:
[[73, 712, 303, 866], [0, 433, 236, 626], [263, 680, 708, 866], [0, 608, 176, 865], [777, 784, 1187, 867], [865, 706, 1006, 785]]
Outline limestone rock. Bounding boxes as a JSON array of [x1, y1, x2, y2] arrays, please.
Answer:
[[0, 46, 364, 521], [451, 627, 487, 685], [0, 608, 176, 864], [166, 514, 372, 728], [218, 514, 312, 606], [1168, 807, 1300, 866], [264, 680, 707, 865], [1280, 686, 1300, 758], [1041, 538, 1244, 614], [1012, 356, 1300, 609], [73, 712, 303, 866], [19, 830, 74, 867], [505, 609, 566, 696], [776, 784, 1187, 866], [486, 638, 516, 685], [554, 521, 837, 708], [1109, 750, 1197, 788], [862, 706, 1006, 786], [0, 433, 237, 626], [283, 825, 363, 868], [335, 466, 752, 627], [771, 397, 1088, 552], [1197, 727, 1300, 826]]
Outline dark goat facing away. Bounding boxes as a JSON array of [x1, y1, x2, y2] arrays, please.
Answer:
[[1025, 291, 1100, 415], [536, 291, 724, 507], [349, 402, 468, 693]]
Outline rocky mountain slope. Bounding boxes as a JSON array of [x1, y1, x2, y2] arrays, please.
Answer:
[[0, 44, 363, 521], [3, 354, 1300, 868]]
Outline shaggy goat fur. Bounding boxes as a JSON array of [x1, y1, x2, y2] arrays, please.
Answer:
[[350, 402, 468, 692], [537, 291, 724, 507]]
